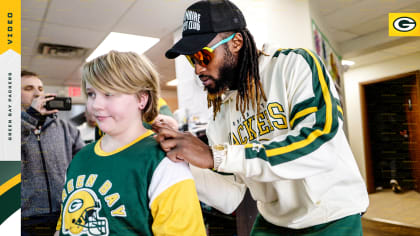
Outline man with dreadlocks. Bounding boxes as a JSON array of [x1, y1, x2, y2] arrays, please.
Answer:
[[154, 0, 369, 235]]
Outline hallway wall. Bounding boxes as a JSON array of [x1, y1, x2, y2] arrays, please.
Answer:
[[343, 51, 420, 180]]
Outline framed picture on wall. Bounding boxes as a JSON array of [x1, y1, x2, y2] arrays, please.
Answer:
[[312, 20, 344, 92]]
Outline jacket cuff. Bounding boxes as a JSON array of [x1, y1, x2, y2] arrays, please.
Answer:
[[218, 145, 245, 173], [212, 144, 245, 173]]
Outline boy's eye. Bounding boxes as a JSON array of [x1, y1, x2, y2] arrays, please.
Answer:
[[104, 93, 113, 97], [87, 92, 95, 98]]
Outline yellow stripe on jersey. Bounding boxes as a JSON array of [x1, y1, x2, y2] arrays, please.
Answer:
[[0, 173, 20, 196], [150, 179, 206, 236], [337, 105, 343, 116], [56, 207, 62, 231], [265, 49, 333, 157], [94, 130, 154, 156], [289, 107, 318, 128]]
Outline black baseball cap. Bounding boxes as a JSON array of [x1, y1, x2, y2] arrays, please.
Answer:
[[165, 0, 246, 59]]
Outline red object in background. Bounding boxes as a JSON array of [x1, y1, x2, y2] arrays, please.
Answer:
[[68, 86, 81, 97]]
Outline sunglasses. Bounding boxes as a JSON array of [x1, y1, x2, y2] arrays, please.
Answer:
[[185, 33, 236, 67]]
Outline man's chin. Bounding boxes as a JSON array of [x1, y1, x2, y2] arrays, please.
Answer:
[[205, 85, 217, 93], [206, 87, 228, 97], [204, 85, 215, 94]]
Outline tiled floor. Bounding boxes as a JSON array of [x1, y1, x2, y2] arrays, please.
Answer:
[[363, 189, 420, 228]]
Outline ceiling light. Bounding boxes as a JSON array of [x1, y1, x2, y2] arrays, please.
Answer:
[[341, 60, 355, 66], [86, 32, 160, 62], [166, 79, 178, 86]]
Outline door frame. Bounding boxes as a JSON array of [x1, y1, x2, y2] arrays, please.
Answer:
[[360, 70, 420, 193]]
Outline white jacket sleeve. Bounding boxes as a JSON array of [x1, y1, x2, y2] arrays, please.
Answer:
[[190, 165, 246, 214]]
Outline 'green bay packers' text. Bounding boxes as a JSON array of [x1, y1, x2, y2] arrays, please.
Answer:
[[62, 174, 126, 217], [229, 102, 288, 145]]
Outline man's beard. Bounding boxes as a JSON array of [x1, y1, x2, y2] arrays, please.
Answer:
[[206, 46, 238, 95]]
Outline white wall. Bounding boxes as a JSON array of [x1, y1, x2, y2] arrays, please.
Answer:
[[343, 51, 420, 180], [232, 0, 313, 50], [173, 27, 210, 123]]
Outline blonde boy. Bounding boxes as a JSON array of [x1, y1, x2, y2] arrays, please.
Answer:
[[55, 51, 206, 236]]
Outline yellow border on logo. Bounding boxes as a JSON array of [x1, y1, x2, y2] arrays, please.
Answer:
[[389, 13, 420, 37]]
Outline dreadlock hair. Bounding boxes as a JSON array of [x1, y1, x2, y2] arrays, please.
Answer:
[[207, 28, 267, 119]]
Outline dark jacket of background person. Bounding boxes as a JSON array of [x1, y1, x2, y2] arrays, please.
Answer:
[[21, 110, 84, 217]]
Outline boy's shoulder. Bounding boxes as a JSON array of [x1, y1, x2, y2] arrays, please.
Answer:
[[133, 133, 161, 150], [129, 133, 166, 159]]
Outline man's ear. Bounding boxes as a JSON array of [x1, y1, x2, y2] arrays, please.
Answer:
[[231, 32, 243, 53], [137, 92, 149, 110]]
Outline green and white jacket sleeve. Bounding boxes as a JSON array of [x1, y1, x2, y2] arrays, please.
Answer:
[[208, 47, 346, 181]]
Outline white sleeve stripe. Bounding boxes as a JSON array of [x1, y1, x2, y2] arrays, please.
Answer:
[[148, 158, 193, 208]]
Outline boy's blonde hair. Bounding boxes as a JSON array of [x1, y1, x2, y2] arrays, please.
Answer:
[[82, 50, 160, 123]]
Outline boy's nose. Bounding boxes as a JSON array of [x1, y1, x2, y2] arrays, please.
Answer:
[[91, 97, 104, 110]]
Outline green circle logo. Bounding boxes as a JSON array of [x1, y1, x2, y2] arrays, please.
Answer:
[[393, 17, 416, 32]]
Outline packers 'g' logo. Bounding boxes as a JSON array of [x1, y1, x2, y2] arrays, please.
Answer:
[[393, 17, 416, 32], [62, 188, 109, 236], [68, 199, 83, 213], [389, 13, 420, 36]]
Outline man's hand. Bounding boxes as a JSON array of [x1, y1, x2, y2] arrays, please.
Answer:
[[152, 114, 178, 130], [153, 123, 214, 169], [31, 93, 59, 115]]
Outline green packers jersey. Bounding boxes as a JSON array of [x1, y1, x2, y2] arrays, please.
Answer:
[[57, 130, 206, 236]]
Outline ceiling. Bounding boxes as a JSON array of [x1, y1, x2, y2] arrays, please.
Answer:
[[22, 0, 420, 90], [22, 0, 197, 90], [311, 0, 420, 68]]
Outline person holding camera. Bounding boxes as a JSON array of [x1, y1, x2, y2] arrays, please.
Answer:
[[21, 70, 85, 236]]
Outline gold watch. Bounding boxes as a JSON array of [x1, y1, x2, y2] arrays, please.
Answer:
[[211, 144, 227, 170]]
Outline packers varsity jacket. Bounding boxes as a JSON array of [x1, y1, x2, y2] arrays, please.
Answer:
[[191, 45, 369, 229]]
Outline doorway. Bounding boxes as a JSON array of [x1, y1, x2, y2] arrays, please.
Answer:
[[360, 71, 420, 194]]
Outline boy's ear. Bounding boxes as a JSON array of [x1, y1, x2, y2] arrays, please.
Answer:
[[138, 92, 149, 110]]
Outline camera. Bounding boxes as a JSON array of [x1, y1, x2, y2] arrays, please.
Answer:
[[45, 96, 72, 111]]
